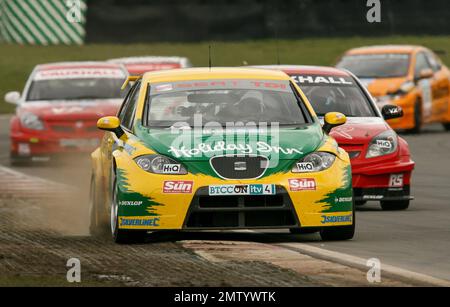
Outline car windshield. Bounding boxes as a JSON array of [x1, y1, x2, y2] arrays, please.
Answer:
[[290, 74, 377, 117], [27, 78, 127, 101], [336, 53, 410, 78], [146, 79, 310, 127]]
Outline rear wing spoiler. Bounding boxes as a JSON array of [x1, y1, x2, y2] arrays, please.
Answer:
[[121, 76, 142, 91]]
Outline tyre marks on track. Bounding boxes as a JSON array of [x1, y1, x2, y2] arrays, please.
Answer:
[[0, 166, 325, 287], [0, 165, 76, 200]]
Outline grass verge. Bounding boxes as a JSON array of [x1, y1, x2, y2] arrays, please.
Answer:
[[1, 35, 450, 113]]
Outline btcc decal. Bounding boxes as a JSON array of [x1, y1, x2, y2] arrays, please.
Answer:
[[289, 178, 316, 191], [209, 184, 276, 196], [321, 214, 353, 224], [290, 75, 354, 86], [119, 217, 160, 227], [163, 180, 193, 194]]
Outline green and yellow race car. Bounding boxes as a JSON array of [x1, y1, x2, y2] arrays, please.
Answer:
[[89, 68, 355, 243]]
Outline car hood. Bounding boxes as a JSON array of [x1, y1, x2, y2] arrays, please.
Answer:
[[17, 99, 123, 121], [136, 124, 324, 163], [330, 117, 391, 145], [358, 77, 407, 97]]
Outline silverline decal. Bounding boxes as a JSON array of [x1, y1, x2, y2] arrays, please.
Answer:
[[321, 214, 353, 224]]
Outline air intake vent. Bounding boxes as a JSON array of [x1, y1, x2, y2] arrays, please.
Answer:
[[210, 155, 268, 179]]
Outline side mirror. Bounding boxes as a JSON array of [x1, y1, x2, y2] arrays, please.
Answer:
[[381, 104, 403, 120], [97, 116, 125, 138], [416, 68, 433, 81], [5, 91, 21, 105], [323, 112, 347, 134]]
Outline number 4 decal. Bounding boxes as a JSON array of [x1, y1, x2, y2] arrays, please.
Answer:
[[264, 185, 275, 194]]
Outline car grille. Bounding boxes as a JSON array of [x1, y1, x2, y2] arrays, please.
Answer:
[[348, 151, 361, 159], [51, 125, 75, 133], [183, 186, 299, 229], [340, 144, 364, 160], [47, 120, 98, 134], [210, 155, 268, 179]]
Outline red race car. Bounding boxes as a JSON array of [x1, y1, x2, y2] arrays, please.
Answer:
[[255, 65, 415, 210], [108, 56, 192, 75], [4, 62, 129, 163]]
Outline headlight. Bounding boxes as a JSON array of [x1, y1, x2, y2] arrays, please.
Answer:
[[399, 81, 414, 93], [20, 113, 44, 130], [134, 155, 187, 174], [292, 152, 336, 173], [366, 131, 398, 158], [378, 81, 415, 102]]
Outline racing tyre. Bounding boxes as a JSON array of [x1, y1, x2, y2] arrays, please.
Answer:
[[408, 100, 422, 134], [110, 173, 147, 244], [443, 123, 450, 131], [89, 175, 109, 236], [289, 227, 319, 234], [380, 200, 410, 211], [320, 206, 355, 241]]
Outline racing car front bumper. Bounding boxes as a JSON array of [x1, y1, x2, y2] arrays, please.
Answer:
[[351, 157, 415, 202], [182, 186, 300, 230], [353, 185, 413, 202], [10, 132, 101, 161], [113, 157, 355, 231]]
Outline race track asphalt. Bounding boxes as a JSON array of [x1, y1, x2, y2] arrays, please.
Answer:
[[1, 114, 449, 282]]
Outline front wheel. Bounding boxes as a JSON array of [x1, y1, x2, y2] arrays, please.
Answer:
[[289, 227, 319, 235], [89, 175, 108, 236], [110, 173, 147, 244], [320, 224, 355, 241], [380, 200, 410, 211], [408, 100, 422, 134], [443, 123, 450, 131]]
